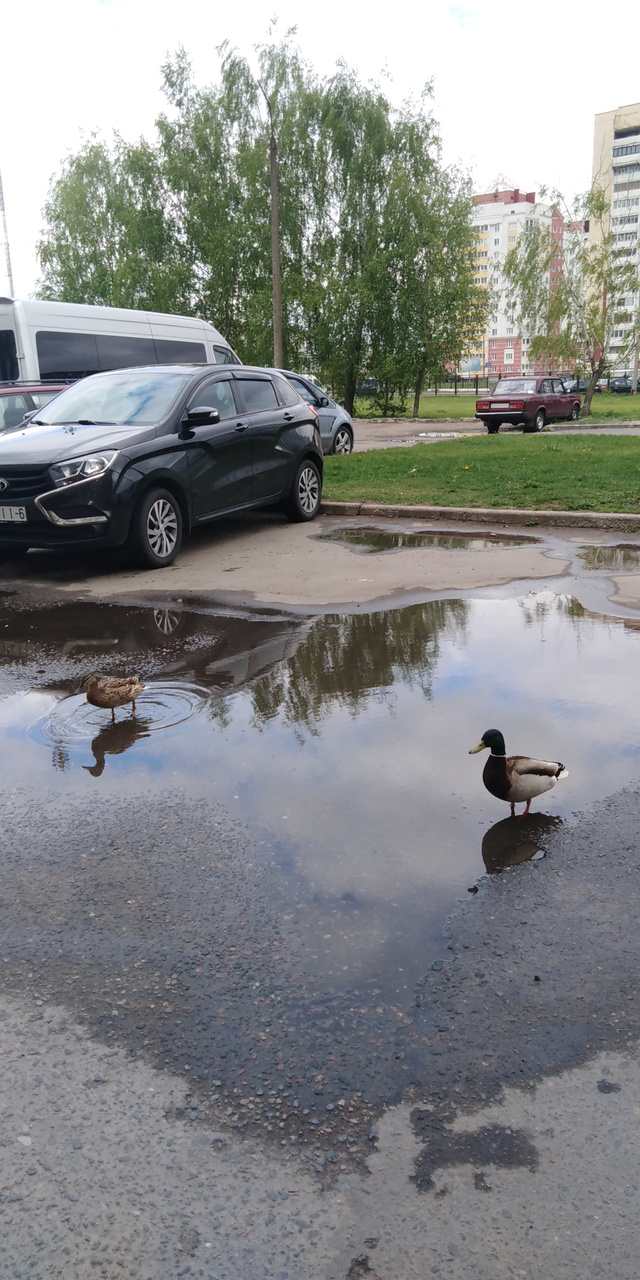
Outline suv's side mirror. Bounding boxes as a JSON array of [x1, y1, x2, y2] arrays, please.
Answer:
[[182, 405, 221, 432], [319, 395, 329, 407]]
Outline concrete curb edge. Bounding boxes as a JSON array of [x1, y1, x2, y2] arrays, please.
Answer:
[[320, 500, 640, 531]]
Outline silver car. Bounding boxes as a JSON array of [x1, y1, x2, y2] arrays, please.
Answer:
[[273, 369, 354, 454]]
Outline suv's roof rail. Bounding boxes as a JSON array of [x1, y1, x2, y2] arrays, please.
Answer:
[[0, 379, 74, 388]]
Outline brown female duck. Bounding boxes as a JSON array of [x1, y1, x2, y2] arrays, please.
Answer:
[[82, 674, 145, 721], [470, 728, 568, 816]]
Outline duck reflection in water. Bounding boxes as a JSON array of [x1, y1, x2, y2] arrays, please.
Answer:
[[82, 717, 151, 777], [481, 813, 563, 874]]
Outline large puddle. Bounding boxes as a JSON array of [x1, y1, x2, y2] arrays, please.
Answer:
[[317, 526, 539, 553], [2, 589, 640, 1113]]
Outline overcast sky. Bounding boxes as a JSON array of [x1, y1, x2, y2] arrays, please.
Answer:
[[2, 0, 640, 301]]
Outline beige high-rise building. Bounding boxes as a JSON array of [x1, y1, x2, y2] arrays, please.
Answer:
[[591, 102, 640, 371]]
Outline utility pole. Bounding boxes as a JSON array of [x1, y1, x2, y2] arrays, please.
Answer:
[[632, 335, 640, 395], [258, 84, 283, 368], [0, 169, 15, 297]]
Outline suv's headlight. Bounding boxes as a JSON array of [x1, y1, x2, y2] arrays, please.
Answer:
[[49, 451, 117, 487]]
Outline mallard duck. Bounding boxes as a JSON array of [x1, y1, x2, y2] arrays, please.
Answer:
[[81, 674, 145, 722], [470, 728, 568, 816]]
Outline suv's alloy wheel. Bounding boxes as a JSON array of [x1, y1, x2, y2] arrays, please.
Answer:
[[128, 486, 183, 568]]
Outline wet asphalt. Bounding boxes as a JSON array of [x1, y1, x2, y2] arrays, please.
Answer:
[[2, 526, 640, 1277]]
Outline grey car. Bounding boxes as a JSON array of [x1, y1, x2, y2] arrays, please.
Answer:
[[272, 370, 354, 454]]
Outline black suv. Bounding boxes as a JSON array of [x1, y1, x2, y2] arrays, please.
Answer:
[[0, 365, 324, 567]]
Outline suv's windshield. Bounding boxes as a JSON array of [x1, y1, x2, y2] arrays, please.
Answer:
[[35, 370, 194, 427], [493, 379, 537, 394]]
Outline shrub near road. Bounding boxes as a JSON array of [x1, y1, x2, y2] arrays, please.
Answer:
[[323, 436, 640, 512]]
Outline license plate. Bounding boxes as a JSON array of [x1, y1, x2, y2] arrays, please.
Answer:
[[491, 402, 510, 409], [0, 506, 27, 523]]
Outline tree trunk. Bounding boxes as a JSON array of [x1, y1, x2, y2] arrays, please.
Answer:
[[269, 131, 283, 368], [344, 368, 358, 417], [343, 316, 364, 417], [582, 368, 602, 418], [412, 359, 427, 418]]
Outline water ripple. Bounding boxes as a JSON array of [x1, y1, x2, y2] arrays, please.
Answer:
[[39, 681, 210, 748]]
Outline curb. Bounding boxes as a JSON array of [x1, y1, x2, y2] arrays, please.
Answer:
[[320, 500, 640, 532]]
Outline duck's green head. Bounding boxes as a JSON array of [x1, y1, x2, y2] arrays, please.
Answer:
[[469, 728, 506, 756]]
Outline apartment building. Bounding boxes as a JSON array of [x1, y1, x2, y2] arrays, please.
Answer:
[[469, 189, 567, 378], [592, 102, 640, 373]]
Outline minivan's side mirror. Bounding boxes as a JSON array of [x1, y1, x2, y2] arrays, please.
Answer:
[[182, 405, 221, 431]]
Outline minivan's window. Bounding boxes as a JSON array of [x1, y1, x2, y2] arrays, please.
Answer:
[[97, 335, 156, 369], [213, 346, 239, 365], [37, 331, 100, 379], [493, 379, 537, 394], [0, 329, 19, 381], [36, 370, 194, 426], [237, 378, 278, 412], [36, 330, 208, 379], [154, 339, 206, 364]]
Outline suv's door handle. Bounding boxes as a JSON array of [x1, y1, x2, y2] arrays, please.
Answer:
[[234, 420, 250, 432], [283, 411, 294, 421]]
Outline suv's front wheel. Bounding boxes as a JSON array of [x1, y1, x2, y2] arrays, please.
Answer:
[[283, 459, 322, 522], [128, 487, 183, 568]]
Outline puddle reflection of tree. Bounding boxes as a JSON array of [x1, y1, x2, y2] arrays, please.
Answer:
[[82, 717, 152, 777], [249, 600, 469, 732], [481, 813, 563, 874]]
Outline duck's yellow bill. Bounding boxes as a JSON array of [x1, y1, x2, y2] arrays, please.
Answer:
[[469, 741, 487, 754]]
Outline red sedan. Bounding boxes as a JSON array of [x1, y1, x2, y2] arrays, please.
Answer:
[[476, 377, 581, 433], [0, 382, 69, 432]]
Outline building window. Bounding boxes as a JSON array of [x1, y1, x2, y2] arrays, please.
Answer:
[[492, 329, 497, 336], [613, 144, 640, 158], [506, 327, 514, 334], [508, 236, 516, 243]]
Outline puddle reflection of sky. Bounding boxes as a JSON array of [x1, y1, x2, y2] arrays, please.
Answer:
[[3, 591, 640, 989]]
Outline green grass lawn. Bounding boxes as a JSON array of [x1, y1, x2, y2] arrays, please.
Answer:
[[352, 392, 640, 422], [323, 435, 640, 512]]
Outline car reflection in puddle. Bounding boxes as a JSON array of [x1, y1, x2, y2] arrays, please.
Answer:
[[317, 525, 540, 554]]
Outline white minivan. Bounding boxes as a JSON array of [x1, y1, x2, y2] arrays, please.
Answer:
[[0, 298, 239, 383]]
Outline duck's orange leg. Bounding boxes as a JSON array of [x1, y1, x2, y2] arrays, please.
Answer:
[[131, 699, 136, 715], [523, 800, 531, 816], [111, 707, 116, 723], [510, 802, 516, 817]]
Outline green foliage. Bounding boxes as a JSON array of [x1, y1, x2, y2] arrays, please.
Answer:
[[503, 184, 640, 416], [37, 39, 485, 398]]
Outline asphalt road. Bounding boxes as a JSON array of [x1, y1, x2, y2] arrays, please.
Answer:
[[353, 416, 640, 449], [2, 526, 640, 1278]]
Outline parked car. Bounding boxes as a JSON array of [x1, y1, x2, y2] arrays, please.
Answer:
[[609, 376, 640, 393], [561, 378, 602, 395], [476, 377, 582, 433], [272, 369, 354, 454], [0, 365, 324, 567], [0, 382, 70, 432], [0, 298, 238, 383]]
